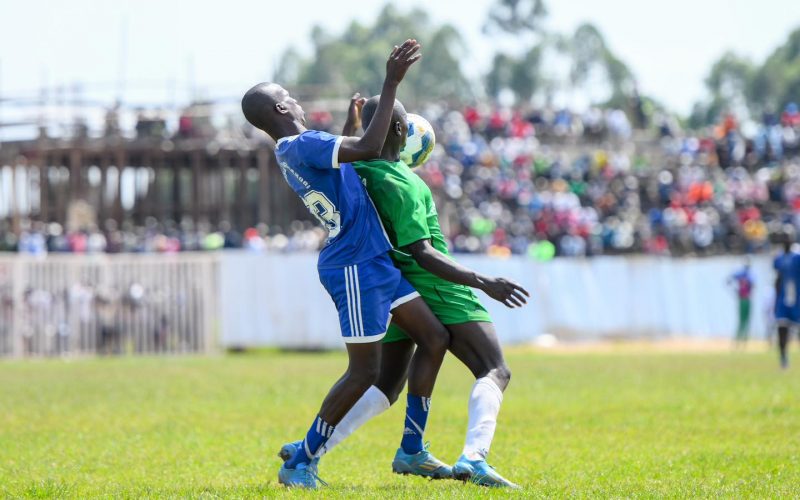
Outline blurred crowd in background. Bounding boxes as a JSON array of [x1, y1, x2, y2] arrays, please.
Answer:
[[0, 218, 324, 255], [415, 101, 800, 257], [2, 102, 800, 258]]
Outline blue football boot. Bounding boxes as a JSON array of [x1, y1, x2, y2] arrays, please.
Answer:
[[391, 443, 453, 479], [277, 461, 324, 489], [453, 453, 520, 488], [278, 440, 320, 473]]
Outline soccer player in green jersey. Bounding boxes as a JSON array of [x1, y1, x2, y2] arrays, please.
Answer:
[[320, 94, 529, 487]]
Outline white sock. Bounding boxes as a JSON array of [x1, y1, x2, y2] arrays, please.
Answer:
[[317, 385, 391, 457], [463, 377, 504, 460]]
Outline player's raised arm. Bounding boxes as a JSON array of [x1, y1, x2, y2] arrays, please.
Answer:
[[337, 39, 421, 162], [342, 93, 366, 137], [406, 239, 530, 308]]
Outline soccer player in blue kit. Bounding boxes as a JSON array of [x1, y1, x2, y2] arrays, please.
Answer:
[[774, 238, 800, 369], [242, 39, 453, 488]]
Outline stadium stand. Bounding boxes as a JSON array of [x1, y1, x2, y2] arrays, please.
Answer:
[[2, 101, 799, 258]]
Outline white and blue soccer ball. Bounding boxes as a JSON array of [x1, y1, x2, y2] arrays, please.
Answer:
[[400, 113, 435, 169]]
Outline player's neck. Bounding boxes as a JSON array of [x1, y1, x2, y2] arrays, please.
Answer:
[[379, 143, 401, 162], [271, 120, 306, 140]]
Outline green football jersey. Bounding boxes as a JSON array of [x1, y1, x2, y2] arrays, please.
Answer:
[[353, 158, 492, 338], [351, 159, 450, 284]]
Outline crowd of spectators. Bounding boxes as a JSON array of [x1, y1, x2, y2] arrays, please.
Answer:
[[2, 102, 800, 258], [0, 219, 324, 255], [413, 102, 800, 257]]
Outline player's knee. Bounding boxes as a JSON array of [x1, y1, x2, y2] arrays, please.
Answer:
[[349, 364, 380, 390], [420, 324, 450, 357], [383, 385, 403, 405], [489, 364, 511, 389], [375, 369, 407, 405], [501, 365, 512, 386]]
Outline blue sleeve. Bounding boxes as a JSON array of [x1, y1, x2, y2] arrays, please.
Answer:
[[294, 130, 344, 170]]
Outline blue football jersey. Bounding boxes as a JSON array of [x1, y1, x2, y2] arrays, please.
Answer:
[[274, 130, 391, 269], [774, 252, 800, 309]]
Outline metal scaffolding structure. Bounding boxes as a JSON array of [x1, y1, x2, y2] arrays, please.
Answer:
[[0, 134, 310, 232]]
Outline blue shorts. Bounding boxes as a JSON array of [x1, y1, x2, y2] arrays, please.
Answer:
[[319, 253, 419, 343], [775, 303, 798, 324]]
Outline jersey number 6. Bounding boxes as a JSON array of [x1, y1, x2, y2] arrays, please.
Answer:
[[302, 190, 341, 239]]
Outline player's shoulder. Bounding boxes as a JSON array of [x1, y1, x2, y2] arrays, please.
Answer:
[[301, 129, 338, 141], [385, 163, 419, 191], [359, 160, 413, 180], [353, 158, 390, 168], [275, 133, 300, 152], [374, 174, 419, 206], [277, 130, 337, 149], [409, 167, 430, 186], [408, 168, 433, 196], [385, 160, 417, 180], [355, 158, 403, 169]]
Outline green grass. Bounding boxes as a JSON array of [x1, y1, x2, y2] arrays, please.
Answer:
[[1, 348, 799, 498]]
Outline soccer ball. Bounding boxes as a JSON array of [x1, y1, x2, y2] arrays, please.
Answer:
[[400, 113, 435, 168]]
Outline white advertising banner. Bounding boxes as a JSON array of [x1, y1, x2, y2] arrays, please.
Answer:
[[219, 252, 774, 348]]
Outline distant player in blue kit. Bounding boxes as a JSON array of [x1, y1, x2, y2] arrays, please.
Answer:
[[242, 39, 453, 488], [773, 238, 800, 369]]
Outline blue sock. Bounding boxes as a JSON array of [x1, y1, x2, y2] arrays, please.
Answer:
[[400, 394, 430, 454], [285, 415, 334, 468]]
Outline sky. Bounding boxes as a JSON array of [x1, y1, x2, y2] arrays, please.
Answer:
[[0, 0, 798, 117]]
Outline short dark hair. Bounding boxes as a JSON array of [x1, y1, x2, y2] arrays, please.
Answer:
[[361, 95, 406, 131], [241, 83, 276, 131]]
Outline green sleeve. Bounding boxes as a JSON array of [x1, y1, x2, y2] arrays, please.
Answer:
[[372, 174, 431, 249]]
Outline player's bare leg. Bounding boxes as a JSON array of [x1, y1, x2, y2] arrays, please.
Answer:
[[390, 297, 449, 397], [375, 339, 415, 404], [778, 324, 790, 369], [311, 339, 414, 459], [317, 342, 383, 424], [287, 300, 451, 478], [447, 321, 518, 488], [279, 341, 381, 487], [379, 297, 453, 478], [447, 321, 510, 390]]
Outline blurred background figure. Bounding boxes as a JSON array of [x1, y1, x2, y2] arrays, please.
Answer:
[[729, 259, 754, 346], [773, 237, 800, 368]]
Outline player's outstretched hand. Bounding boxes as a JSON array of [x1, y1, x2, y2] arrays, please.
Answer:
[[385, 39, 422, 87], [480, 276, 530, 308]]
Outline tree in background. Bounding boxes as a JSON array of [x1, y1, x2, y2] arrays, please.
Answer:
[[274, 0, 729, 128], [274, 5, 471, 105], [485, 48, 545, 103], [693, 27, 800, 126], [568, 23, 636, 108], [689, 52, 755, 128], [750, 28, 800, 116], [482, 0, 638, 111], [276, 0, 647, 115], [483, 0, 549, 103], [484, 0, 548, 35]]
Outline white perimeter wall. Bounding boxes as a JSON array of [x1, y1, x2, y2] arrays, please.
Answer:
[[219, 252, 774, 349]]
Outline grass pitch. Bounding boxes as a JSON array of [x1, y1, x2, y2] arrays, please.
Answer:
[[1, 347, 799, 498]]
